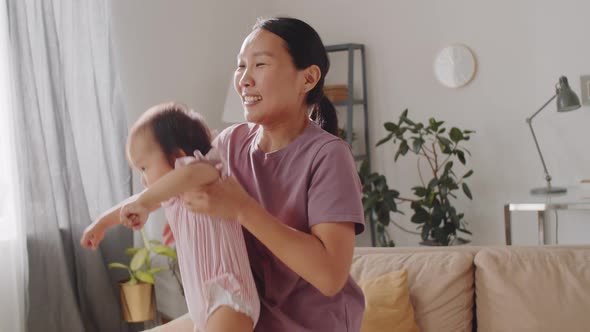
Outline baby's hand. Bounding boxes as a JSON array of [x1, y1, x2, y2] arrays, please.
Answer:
[[120, 200, 150, 230], [81, 223, 106, 250]]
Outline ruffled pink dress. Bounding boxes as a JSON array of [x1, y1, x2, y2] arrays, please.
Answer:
[[161, 148, 260, 331]]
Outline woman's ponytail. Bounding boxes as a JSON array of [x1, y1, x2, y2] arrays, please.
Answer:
[[310, 95, 338, 136]]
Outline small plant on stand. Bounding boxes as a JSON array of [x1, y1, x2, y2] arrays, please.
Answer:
[[109, 228, 177, 323]]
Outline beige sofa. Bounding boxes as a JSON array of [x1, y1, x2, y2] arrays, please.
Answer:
[[351, 245, 590, 332]]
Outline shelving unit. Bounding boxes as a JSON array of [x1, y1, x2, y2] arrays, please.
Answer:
[[325, 43, 375, 246]]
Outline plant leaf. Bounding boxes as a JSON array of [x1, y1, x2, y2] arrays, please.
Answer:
[[148, 267, 167, 275], [412, 186, 428, 197], [384, 122, 398, 132], [376, 133, 393, 146], [463, 170, 474, 178], [135, 270, 155, 284], [457, 150, 466, 165], [125, 248, 140, 255], [458, 228, 472, 235], [152, 246, 177, 260], [462, 183, 473, 200], [421, 223, 431, 241], [450, 127, 464, 142], [412, 137, 425, 153], [130, 248, 149, 271], [149, 240, 162, 245], [108, 262, 129, 270], [410, 208, 430, 224]]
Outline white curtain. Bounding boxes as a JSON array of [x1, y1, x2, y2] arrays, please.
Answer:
[[7, 0, 134, 331], [0, 1, 25, 331]]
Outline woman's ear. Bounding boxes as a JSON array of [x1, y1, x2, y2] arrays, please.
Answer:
[[302, 65, 321, 93]]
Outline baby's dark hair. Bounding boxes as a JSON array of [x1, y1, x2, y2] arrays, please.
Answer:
[[129, 102, 212, 167]]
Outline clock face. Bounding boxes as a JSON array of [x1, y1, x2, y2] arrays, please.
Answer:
[[434, 45, 476, 88]]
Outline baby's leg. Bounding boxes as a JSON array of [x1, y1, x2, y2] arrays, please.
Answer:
[[205, 306, 253, 332]]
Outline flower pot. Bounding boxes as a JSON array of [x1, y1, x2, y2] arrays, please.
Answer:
[[119, 281, 156, 322]]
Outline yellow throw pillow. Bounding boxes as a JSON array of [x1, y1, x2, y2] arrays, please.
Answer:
[[358, 269, 420, 332]]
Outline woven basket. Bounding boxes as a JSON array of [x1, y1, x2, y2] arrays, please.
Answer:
[[324, 85, 349, 103]]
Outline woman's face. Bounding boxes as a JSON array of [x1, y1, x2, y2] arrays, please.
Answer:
[[234, 29, 308, 126]]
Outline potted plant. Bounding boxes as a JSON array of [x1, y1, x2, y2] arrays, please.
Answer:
[[360, 110, 474, 246], [108, 228, 177, 323]]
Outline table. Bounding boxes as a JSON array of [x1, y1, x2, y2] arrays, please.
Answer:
[[504, 201, 590, 245]]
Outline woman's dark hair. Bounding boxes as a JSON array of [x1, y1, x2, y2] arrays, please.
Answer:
[[130, 102, 212, 167], [254, 17, 338, 136]]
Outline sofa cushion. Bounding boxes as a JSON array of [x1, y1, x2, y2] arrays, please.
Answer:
[[475, 246, 590, 332], [358, 269, 419, 332], [352, 250, 474, 332]]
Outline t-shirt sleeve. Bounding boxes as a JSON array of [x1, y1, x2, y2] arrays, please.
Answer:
[[212, 124, 239, 157], [307, 140, 365, 234]]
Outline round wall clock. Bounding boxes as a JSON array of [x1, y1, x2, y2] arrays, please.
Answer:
[[434, 45, 477, 88]]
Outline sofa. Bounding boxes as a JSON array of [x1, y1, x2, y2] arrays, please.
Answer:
[[351, 245, 590, 332]]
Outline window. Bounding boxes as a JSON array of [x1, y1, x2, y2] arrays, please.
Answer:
[[0, 5, 18, 241]]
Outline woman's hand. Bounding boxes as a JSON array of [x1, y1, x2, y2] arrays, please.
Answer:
[[181, 176, 253, 220], [120, 200, 150, 230]]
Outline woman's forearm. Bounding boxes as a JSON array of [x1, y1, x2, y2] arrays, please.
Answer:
[[237, 200, 355, 296]]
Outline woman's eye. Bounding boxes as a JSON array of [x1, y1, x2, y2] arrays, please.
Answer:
[[237, 64, 245, 69], [256, 63, 266, 67], [140, 167, 146, 171]]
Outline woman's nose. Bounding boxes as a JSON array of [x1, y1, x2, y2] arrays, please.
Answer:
[[238, 68, 253, 88]]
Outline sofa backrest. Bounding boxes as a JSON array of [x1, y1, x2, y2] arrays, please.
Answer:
[[353, 245, 590, 332], [474, 246, 590, 332], [352, 246, 477, 332]]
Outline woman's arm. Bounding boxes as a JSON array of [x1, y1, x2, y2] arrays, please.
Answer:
[[183, 177, 356, 296], [240, 200, 356, 296]]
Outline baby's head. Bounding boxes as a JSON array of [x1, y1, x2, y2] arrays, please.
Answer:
[[127, 102, 212, 187]]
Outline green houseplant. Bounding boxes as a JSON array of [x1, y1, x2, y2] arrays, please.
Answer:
[[109, 228, 177, 322], [360, 110, 475, 246]]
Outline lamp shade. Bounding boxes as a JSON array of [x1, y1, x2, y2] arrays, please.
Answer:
[[556, 76, 581, 112], [222, 78, 245, 123]]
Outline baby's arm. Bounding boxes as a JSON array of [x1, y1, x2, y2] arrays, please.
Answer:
[[120, 163, 219, 229], [80, 193, 141, 249]]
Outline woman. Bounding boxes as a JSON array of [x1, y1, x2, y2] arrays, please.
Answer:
[[157, 17, 365, 331]]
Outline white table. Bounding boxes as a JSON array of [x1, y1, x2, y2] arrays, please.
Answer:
[[504, 200, 590, 245]]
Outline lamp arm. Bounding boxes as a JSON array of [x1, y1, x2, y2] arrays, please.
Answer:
[[528, 93, 556, 121], [526, 93, 557, 186]]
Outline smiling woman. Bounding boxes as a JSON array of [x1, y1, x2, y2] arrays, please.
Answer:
[[0, 2, 25, 331]]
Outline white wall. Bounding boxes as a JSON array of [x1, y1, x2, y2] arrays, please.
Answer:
[[112, 1, 590, 249], [266, 0, 590, 246]]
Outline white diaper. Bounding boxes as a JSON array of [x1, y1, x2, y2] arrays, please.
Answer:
[[203, 275, 259, 329]]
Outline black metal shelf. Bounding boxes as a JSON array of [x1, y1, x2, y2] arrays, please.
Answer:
[[326, 43, 374, 246]]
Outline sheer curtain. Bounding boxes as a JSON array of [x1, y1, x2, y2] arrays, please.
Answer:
[[7, 0, 134, 331], [0, 2, 25, 331]]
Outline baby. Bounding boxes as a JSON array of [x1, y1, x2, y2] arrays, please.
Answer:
[[81, 102, 259, 332]]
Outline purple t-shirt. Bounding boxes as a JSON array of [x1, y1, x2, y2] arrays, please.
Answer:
[[215, 121, 365, 332]]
